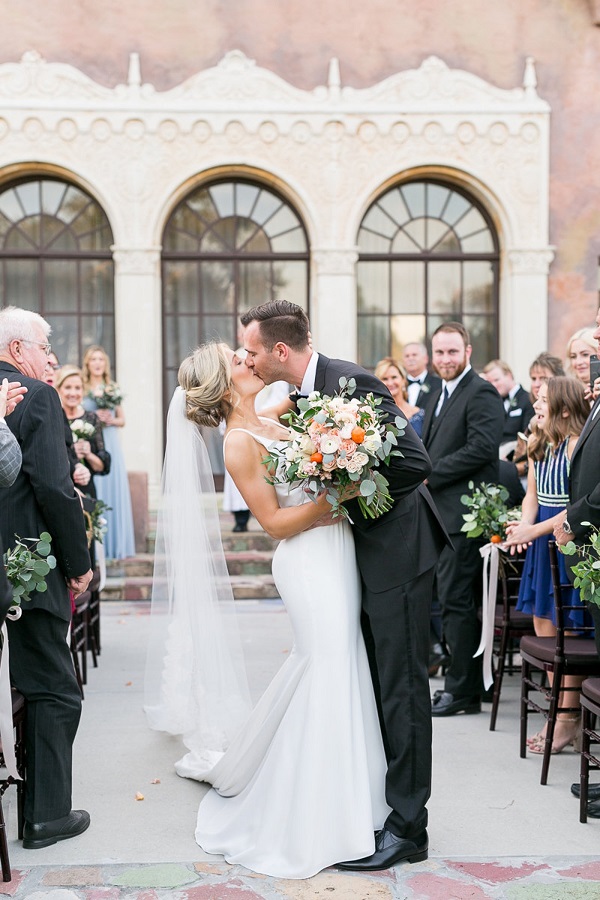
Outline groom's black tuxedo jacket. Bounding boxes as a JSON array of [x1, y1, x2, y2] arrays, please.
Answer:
[[566, 396, 600, 542], [0, 361, 91, 622], [315, 354, 449, 593]]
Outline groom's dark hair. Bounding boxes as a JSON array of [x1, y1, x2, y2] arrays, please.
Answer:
[[240, 300, 310, 352]]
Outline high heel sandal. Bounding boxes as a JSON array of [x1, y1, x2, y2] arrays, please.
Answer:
[[528, 715, 580, 755], [527, 729, 546, 747]]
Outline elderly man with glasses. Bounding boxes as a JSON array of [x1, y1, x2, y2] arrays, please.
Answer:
[[0, 305, 92, 849]]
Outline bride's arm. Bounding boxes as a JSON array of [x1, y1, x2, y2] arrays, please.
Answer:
[[257, 395, 294, 424], [225, 432, 331, 541]]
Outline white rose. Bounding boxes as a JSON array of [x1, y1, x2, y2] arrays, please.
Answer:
[[346, 456, 362, 473], [362, 433, 382, 454], [353, 451, 370, 468]]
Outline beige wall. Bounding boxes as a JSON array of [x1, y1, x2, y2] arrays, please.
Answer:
[[3, 0, 600, 353]]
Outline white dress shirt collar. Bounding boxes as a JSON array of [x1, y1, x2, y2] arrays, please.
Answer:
[[299, 350, 319, 395]]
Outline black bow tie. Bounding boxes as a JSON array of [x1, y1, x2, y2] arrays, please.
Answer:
[[407, 377, 422, 384]]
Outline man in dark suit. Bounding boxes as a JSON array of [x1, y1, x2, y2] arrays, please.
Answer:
[[553, 305, 600, 815], [0, 306, 92, 849], [422, 322, 504, 717], [482, 359, 534, 456], [402, 342, 442, 413], [241, 300, 449, 871]]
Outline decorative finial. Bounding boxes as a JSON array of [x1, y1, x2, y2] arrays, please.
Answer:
[[328, 57, 341, 96], [523, 57, 537, 95], [128, 52, 141, 88]]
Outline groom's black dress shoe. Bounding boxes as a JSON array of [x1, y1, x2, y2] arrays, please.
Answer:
[[337, 827, 428, 871], [431, 690, 481, 716], [23, 810, 90, 849], [571, 782, 600, 801]]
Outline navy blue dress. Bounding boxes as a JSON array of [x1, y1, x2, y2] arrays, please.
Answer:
[[516, 437, 588, 627]]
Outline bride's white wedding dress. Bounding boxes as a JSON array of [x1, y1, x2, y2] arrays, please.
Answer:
[[191, 429, 390, 879]]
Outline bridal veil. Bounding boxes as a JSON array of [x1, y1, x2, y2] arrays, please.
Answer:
[[144, 387, 252, 779]]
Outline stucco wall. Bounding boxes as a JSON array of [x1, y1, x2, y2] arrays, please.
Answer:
[[2, 0, 600, 354]]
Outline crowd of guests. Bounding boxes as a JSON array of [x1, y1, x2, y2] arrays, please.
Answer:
[[374, 317, 600, 739]]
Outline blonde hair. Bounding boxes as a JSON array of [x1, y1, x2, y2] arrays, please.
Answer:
[[82, 345, 112, 388], [178, 343, 233, 428], [566, 327, 596, 377], [54, 365, 83, 392], [374, 357, 408, 400]]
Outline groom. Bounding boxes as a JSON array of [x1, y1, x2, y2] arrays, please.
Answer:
[[241, 300, 449, 870]]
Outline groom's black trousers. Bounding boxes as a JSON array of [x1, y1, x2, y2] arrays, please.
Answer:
[[361, 565, 434, 840]]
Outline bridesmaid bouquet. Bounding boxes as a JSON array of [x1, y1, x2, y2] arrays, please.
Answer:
[[70, 419, 96, 441], [264, 377, 406, 520], [89, 382, 124, 411]]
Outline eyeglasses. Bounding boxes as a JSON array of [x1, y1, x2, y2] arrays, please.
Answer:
[[20, 339, 52, 357]]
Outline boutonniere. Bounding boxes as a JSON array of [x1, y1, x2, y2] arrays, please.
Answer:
[[508, 396, 519, 410], [420, 383, 430, 395]]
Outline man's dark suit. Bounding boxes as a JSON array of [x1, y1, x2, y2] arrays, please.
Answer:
[[315, 355, 449, 840], [0, 361, 91, 824], [501, 385, 534, 446], [422, 368, 504, 701], [565, 395, 600, 654], [412, 372, 442, 413]]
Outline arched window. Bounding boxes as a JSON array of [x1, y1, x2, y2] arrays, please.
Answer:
[[0, 177, 115, 365], [162, 179, 309, 404], [357, 179, 499, 370]]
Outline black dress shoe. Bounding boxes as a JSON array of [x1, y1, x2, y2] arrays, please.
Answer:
[[571, 782, 600, 801], [587, 800, 600, 819], [232, 523, 248, 533], [431, 690, 481, 717], [23, 810, 90, 849], [337, 827, 428, 871]]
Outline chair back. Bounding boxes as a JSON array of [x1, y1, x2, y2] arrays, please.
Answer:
[[498, 548, 528, 617]]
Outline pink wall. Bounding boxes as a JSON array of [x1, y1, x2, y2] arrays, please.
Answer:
[[3, 0, 600, 354]]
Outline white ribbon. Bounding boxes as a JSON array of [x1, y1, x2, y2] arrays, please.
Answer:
[[474, 543, 502, 691], [95, 539, 106, 592], [0, 618, 21, 780]]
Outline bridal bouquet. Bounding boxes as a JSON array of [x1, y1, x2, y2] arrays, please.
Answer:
[[70, 418, 95, 441], [89, 382, 124, 411], [264, 377, 406, 520]]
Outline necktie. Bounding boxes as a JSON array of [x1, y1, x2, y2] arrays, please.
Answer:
[[435, 385, 449, 417]]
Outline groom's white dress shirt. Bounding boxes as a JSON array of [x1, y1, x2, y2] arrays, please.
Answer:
[[299, 351, 319, 396]]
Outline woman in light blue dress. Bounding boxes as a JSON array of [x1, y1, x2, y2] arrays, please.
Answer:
[[82, 346, 135, 560]]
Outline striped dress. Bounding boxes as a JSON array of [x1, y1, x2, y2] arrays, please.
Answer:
[[516, 437, 587, 625]]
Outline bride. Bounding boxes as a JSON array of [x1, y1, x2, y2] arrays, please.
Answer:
[[144, 342, 389, 879]]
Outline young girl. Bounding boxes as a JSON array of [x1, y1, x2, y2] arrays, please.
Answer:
[[504, 376, 591, 753]]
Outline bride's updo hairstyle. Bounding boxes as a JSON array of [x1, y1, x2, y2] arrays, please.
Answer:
[[178, 343, 233, 428]]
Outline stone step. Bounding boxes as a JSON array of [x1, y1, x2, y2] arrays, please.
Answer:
[[105, 501, 279, 600], [106, 548, 275, 580], [102, 573, 280, 601]]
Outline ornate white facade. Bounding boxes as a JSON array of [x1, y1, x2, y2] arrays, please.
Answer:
[[0, 50, 552, 495]]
